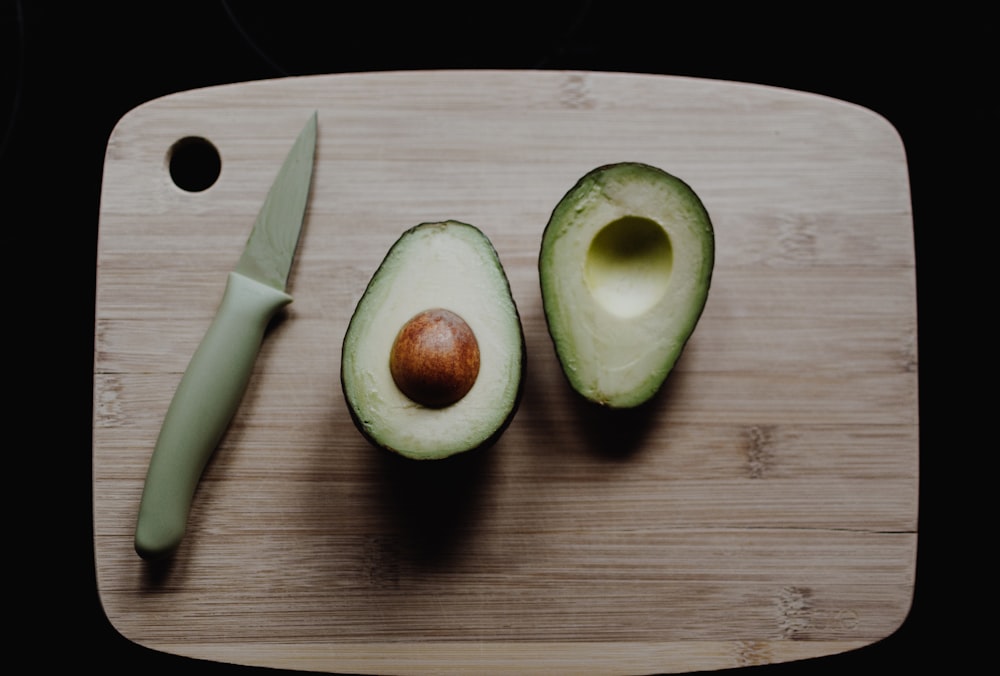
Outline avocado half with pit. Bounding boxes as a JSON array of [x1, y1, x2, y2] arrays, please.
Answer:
[[341, 221, 525, 460], [539, 162, 714, 408]]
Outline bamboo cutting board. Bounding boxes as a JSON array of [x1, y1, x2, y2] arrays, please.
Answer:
[[93, 70, 918, 674]]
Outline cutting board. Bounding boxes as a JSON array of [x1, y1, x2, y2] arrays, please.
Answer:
[[93, 70, 918, 674]]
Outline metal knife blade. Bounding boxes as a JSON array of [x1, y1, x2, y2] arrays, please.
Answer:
[[236, 113, 317, 290], [134, 112, 318, 561]]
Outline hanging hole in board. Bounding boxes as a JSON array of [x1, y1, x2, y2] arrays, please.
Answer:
[[168, 136, 221, 192]]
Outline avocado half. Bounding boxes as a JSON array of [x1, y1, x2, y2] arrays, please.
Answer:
[[539, 162, 715, 408], [341, 221, 525, 460]]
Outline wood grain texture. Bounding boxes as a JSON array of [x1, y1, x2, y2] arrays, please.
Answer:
[[92, 70, 918, 674]]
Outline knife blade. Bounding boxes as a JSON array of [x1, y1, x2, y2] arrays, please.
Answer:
[[134, 112, 318, 561]]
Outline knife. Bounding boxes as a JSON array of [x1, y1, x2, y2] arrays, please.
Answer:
[[134, 112, 318, 561]]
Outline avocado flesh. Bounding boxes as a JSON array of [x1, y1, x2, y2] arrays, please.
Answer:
[[539, 162, 714, 408], [342, 221, 524, 459]]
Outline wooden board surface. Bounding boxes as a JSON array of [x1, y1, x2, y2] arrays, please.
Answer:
[[92, 70, 918, 674]]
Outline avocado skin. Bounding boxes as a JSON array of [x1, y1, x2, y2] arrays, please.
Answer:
[[341, 221, 526, 460], [539, 162, 715, 408]]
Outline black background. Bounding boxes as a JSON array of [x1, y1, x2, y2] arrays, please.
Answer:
[[5, 1, 991, 673]]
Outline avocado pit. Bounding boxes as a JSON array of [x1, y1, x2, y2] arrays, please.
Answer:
[[390, 308, 481, 408]]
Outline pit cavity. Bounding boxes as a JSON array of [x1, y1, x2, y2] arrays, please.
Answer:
[[584, 216, 672, 318]]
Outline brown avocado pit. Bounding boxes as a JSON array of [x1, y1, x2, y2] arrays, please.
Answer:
[[390, 308, 480, 408]]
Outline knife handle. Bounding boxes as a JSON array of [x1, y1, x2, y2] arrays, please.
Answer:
[[135, 271, 292, 561]]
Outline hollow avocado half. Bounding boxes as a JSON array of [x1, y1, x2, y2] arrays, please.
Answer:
[[539, 162, 715, 408], [341, 221, 525, 459]]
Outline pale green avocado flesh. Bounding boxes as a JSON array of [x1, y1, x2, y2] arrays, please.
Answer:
[[539, 162, 714, 408], [342, 221, 525, 459]]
